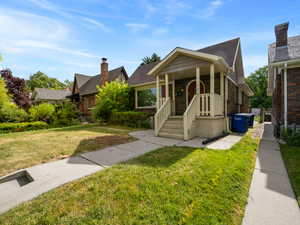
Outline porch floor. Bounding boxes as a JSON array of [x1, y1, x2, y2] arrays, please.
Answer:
[[129, 130, 243, 150]]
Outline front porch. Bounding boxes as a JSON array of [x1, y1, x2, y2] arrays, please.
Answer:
[[149, 48, 230, 140]]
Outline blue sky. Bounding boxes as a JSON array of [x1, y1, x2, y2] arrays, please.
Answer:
[[0, 0, 300, 82]]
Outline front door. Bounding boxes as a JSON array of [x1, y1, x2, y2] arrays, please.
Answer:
[[188, 81, 196, 104], [187, 80, 205, 105]]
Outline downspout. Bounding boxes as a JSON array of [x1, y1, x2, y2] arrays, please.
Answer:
[[284, 62, 288, 129]]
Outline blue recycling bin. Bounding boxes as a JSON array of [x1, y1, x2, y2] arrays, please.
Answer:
[[236, 113, 254, 127], [231, 114, 249, 133]]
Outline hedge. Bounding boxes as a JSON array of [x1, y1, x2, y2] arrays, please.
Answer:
[[110, 111, 151, 128], [0, 121, 49, 133]]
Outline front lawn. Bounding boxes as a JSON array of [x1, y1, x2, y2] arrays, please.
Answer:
[[0, 124, 136, 176], [281, 144, 300, 205], [0, 131, 259, 225]]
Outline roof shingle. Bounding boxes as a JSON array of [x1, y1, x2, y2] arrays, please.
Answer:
[[128, 38, 240, 86], [77, 66, 127, 96]]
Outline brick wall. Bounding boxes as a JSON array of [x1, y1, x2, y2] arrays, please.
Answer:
[[287, 67, 300, 125], [80, 94, 96, 116]]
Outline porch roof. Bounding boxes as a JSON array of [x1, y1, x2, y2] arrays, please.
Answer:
[[147, 47, 231, 76]]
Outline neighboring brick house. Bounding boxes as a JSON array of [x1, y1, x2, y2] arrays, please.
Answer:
[[268, 22, 300, 135], [70, 58, 128, 116], [31, 88, 71, 104], [128, 38, 253, 140]]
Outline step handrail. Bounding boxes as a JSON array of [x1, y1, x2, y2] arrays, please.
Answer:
[[154, 97, 171, 136], [183, 94, 199, 140]]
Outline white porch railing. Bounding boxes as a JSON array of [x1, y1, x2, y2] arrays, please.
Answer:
[[199, 94, 210, 116], [154, 97, 171, 136], [183, 94, 199, 140], [199, 93, 223, 116], [214, 94, 223, 116]]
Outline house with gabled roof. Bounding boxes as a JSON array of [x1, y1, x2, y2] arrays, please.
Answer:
[[70, 58, 128, 116], [128, 38, 253, 140], [31, 88, 71, 104], [268, 22, 300, 135]]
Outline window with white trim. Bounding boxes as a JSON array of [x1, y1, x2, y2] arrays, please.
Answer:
[[137, 88, 156, 107]]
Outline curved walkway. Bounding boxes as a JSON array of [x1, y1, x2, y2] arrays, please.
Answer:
[[242, 123, 300, 225]]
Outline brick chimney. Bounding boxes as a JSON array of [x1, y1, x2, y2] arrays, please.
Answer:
[[100, 57, 108, 85], [275, 22, 289, 47]]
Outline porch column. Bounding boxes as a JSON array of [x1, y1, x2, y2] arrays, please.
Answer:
[[225, 75, 229, 131], [196, 67, 200, 116], [210, 64, 215, 117], [156, 75, 160, 109], [284, 63, 287, 129], [220, 72, 224, 115], [165, 74, 169, 98]]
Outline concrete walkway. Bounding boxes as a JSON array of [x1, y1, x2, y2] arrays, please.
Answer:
[[0, 129, 241, 214], [243, 123, 300, 225]]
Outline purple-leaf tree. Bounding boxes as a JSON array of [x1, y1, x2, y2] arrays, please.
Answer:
[[0, 69, 31, 109]]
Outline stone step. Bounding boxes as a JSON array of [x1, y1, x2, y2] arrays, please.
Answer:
[[160, 127, 184, 135], [163, 123, 183, 129], [164, 120, 183, 125], [158, 132, 184, 140]]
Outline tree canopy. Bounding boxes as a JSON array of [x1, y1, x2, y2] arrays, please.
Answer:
[[0, 69, 31, 109], [245, 66, 272, 109], [0, 77, 10, 106], [26, 71, 68, 91], [142, 53, 161, 65]]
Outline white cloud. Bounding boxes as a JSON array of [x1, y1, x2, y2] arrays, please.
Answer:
[[27, 0, 68, 16], [125, 23, 149, 32], [0, 8, 100, 60], [83, 17, 111, 32], [0, 9, 69, 42], [152, 28, 168, 35], [198, 0, 223, 19], [244, 54, 267, 68], [16, 40, 100, 58]]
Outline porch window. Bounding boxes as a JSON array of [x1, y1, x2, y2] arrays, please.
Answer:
[[137, 88, 156, 107]]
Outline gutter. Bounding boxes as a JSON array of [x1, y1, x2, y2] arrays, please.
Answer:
[[284, 62, 288, 129], [270, 58, 300, 67]]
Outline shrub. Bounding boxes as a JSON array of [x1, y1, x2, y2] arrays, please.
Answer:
[[110, 111, 151, 128], [92, 81, 133, 121], [0, 121, 48, 133], [282, 128, 300, 146], [53, 102, 80, 126], [29, 103, 55, 123], [0, 102, 28, 122]]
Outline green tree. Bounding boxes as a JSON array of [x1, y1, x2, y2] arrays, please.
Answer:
[[246, 66, 272, 109], [0, 54, 3, 62], [0, 78, 28, 122], [27, 71, 67, 91], [0, 77, 10, 105], [142, 53, 161, 64], [92, 81, 132, 121], [63, 79, 73, 89]]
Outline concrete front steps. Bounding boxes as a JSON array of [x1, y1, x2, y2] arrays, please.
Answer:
[[158, 116, 184, 139]]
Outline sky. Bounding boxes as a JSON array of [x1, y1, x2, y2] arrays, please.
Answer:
[[0, 0, 300, 82]]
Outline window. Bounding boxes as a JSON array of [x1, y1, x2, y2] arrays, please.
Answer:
[[137, 88, 156, 107]]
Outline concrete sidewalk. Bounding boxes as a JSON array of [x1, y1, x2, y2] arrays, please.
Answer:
[[242, 123, 300, 225], [0, 129, 242, 214]]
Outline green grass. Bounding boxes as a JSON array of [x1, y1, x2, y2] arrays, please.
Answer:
[[0, 124, 137, 176], [281, 144, 300, 205], [0, 131, 259, 225]]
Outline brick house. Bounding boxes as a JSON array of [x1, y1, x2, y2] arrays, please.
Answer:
[[268, 22, 300, 135], [70, 58, 128, 116], [128, 38, 253, 140]]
